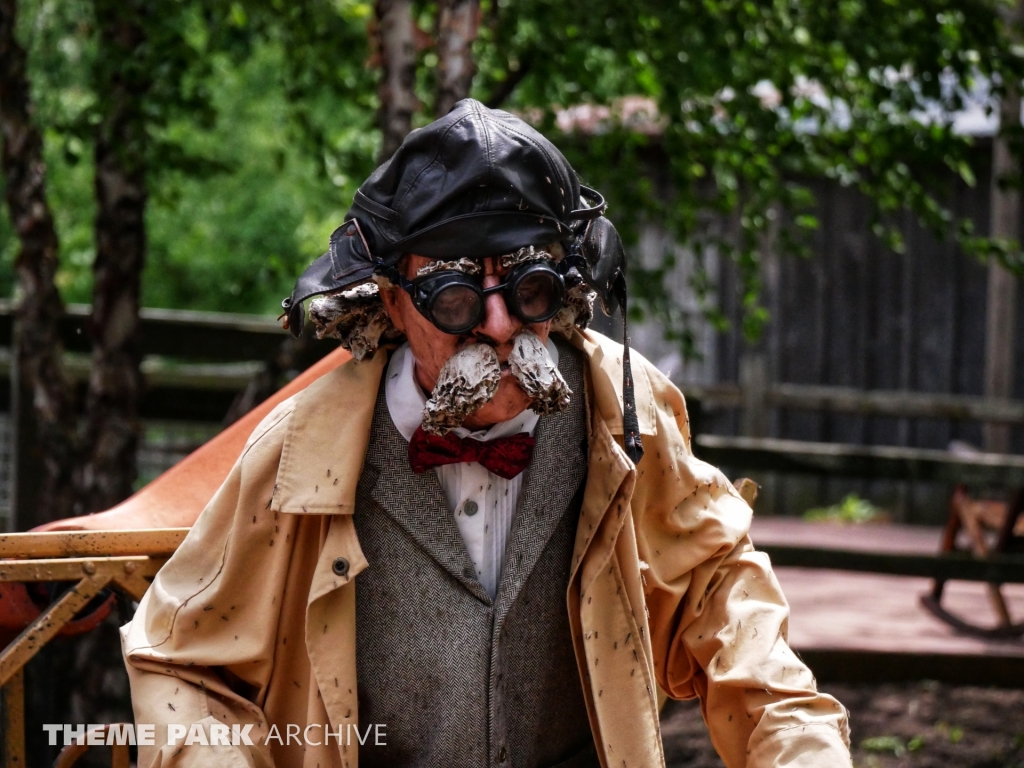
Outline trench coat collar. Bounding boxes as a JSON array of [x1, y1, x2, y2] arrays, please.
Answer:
[[281, 331, 656, 751], [573, 330, 658, 440], [270, 330, 657, 516], [271, 347, 388, 515]]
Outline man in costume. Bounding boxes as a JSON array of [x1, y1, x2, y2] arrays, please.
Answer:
[[123, 99, 852, 768]]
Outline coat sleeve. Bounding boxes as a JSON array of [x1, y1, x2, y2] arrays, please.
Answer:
[[121, 400, 301, 768], [634, 366, 852, 768]]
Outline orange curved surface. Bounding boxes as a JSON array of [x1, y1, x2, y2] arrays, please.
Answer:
[[35, 347, 352, 532]]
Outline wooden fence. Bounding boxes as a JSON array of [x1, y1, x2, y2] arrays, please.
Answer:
[[614, 139, 1024, 521], [7, 297, 1024, 528]]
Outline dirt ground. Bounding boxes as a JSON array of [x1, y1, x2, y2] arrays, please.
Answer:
[[660, 682, 1024, 767]]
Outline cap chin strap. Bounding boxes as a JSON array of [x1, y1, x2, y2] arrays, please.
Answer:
[[560, 232, 642, 464], [613, 272, 644, 465]]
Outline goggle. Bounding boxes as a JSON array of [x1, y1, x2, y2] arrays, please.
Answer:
[[381, 258, 567, 335]]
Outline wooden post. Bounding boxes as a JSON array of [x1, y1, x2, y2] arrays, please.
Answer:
[[983, 257, 1016, 454], [984, 6, 1024, 453], [740, 353, 769, 438], [1, 669, 25, 768]]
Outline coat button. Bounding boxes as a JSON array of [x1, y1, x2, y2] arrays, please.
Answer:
[[464, 500, 479, 516], [497, 746, 507, 763], [332, 557, 350, 577]]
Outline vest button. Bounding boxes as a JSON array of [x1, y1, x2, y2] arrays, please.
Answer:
[[464, 500, 479, 516], [498, 745, 507, 763], [332, 557, 350, 577]]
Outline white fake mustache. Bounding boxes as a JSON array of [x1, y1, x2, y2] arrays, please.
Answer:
[[420, 330, 572, 435], [507, 331, 571, 415]]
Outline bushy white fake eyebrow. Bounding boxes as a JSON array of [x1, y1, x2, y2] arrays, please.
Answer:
[[414, 246, 557, 278], [499, 245, 555, 270], [415, 258, 482, 277]]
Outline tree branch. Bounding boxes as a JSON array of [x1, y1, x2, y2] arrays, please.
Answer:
[[484, 54, 532, 111]]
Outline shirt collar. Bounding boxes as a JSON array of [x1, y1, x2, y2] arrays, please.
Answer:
[[385, 340, 559, 442]]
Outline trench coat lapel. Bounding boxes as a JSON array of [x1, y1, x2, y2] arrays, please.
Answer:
[[566, 329, 656, 583], [363, 389, 492, 604], [305, 515, 366, 743]]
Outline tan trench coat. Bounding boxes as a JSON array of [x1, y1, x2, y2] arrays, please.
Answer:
[[123, 329, 852, 768]]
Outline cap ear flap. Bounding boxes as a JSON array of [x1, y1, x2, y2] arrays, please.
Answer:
[[283, 219, 377, 338], [329, 218, 374, 271], [283, 251, 337, 337], [581, 216, 626, 316]]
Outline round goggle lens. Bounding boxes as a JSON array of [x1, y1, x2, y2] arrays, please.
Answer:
[[514, 271, 561, 321], [430, 284, 482, 332]]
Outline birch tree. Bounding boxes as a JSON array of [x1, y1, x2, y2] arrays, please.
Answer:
[[0, 0, 79, 524]]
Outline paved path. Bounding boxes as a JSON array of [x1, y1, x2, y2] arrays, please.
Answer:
[[748, 519, 1024, 678]]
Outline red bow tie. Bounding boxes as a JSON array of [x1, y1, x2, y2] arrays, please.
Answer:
[[408, 426, 536, 480]]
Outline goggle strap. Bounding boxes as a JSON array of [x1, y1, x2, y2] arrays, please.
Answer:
[[614, 272, 644, 465], [569, 186, 608, 220], [374, 261, 413, 291], [560, 235, 591, 282]]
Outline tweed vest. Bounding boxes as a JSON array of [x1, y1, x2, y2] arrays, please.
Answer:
[[352, 338, 597, 768]]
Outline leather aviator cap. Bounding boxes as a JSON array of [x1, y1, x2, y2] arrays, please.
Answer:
[[284, 98, 610, 332]]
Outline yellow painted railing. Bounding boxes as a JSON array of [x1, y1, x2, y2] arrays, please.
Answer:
[[0, 529, 188, 768]]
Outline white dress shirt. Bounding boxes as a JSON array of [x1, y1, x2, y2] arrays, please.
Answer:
[[385, 340, 559, 599]]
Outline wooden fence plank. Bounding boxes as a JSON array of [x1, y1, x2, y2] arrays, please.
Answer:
[[682, 383, 1024, 424], [695, 434, 1024, 486], [0, 302, 338, 362], [759, 544, 1024, 583]]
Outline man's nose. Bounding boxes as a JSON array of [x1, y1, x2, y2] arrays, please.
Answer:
[[473, 275, 520, 345]]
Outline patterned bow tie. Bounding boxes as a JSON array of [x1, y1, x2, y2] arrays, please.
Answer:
[[408, 426, 536, 479]]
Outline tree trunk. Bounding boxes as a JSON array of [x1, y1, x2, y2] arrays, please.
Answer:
[[983, 0, 1024, 454], [0, 0, 80, 526], [983, 97, 1019, 451], [79, 0, 150, 513], [434, 0, 479, 117], [374, 0, 418, 161]]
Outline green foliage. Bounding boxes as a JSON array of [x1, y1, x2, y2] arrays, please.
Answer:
[[143, 43, 357, 313], [804, 493, 887, 524], [2, 0, 377, 313], [861, 735, 909, 756], [860, 733, 926, 756], [4, 0, 1024, 351], [936, 721, 965, 744], [475, 0, 1024, 344]]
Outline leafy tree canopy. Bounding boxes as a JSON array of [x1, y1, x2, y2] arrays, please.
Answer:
[[2, 0, 1022, 346]]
